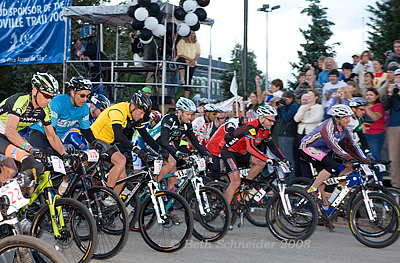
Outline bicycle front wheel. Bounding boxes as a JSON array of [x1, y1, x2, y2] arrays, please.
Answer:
[[349, 192, 400, 248], [0, 235, 68, 263], [266, 187, 318, 241], [246, 184, 277, 227], [31, 198, 97, 263], [138, 190, 193, 252]]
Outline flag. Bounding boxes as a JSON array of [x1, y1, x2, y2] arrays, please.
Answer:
[[230, 72, 238, 97]]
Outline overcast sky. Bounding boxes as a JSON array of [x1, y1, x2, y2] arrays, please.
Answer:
[[113, 0, 379, 86]]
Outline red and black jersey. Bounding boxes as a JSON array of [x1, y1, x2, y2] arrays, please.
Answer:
[[224, 119, 285, 162]]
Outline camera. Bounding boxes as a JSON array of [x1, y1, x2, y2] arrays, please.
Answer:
[[335, 93, 342, 98], [276, 98, 285, 106], [394, 83, 399, 94], [387, 51, 395, 57]]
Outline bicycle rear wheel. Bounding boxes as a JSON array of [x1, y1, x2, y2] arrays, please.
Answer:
[[138, 190, 193, 252], [349, 192, 400, 248], [31, 198, 97, 263], [266, 187, 318, 241], [0, 235, 68, 263]]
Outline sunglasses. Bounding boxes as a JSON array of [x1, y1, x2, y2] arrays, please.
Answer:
[[265, 118, 275, 123], [76, 93, 89, 98], [363, 123, 371, 127], [39, 90, 54, 100], [211, 112, 218, 115]]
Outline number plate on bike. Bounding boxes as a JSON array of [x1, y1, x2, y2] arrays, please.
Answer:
[[361, 164, 374, 176], [376, 164, 386, 172], [154, 159, 163, 175], [174, 168, 192, 179], [85, 150, 99, 162], [51, 156, 66, 174], [0, 180, 30, 219], [280, 162, 291, 174], [196, 158, 206, 171]]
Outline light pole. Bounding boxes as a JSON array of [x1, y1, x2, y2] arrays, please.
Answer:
[[257, 4, 280, 91]]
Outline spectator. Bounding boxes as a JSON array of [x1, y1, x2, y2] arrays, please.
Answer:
[[353, 50, 374, 84], [294, 72, 307, 98], [243, 76, 266, 121], [294, 71, 322, 100], [277, 91, 299, 180], [176, 31, 200, 98], [321, 69, 348, 109], [315, 56, 326, 78], [317, 57, 344, 85], [269, 97, 282, 146], [231, 100, 242, 117], [384, 40, 400, 70], [342, 62, 357, 82], [379, 65, 398, 98], [382, 69, 400, 188], [363, 72, 378, 91], [326, 86, 352, 114], [352, 54, 360, 68], [264, 78, 284, 103], [300, 93, 309, 105], [373, 59, 387, 87], [365, 87, 385, 180], [347, 81, 363, 98], [305, 69, 323, 94]]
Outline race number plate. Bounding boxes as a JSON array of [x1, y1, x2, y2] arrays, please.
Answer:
[[196, 158, 206, 172], [376, 164, 386, 173], [0, 180, 30, 220], [361, 164, 374, 176], [51, 156, 66, 174], [280, 162, 291, 173], [85, 150, 99, 162], [154, 159, 163, 175]]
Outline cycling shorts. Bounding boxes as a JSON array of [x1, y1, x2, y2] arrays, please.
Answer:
[[221, 147, 251, 174], [299, 147, 338, 175]]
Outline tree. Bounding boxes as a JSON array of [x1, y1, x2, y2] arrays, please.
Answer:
[[220, 43, 263, 98], [289, 0, 339, 87], [366, 0, 400, 61]]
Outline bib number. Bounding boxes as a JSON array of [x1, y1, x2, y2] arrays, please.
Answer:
[[51, 156, 66, 174], [85, 150, 99, 162], [0, 180, 30, 221]]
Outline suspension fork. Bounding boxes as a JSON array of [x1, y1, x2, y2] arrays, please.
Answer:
[[148, 181, 167, 224], [277, 183, 293, 215], [191, 176, 209, 216], [45, 189, 63, 237], [361, 188, 378, 221]]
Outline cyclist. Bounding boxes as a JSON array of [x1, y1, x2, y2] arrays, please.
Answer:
[[221, 105, 287, 204], [192, 104, 221, 147], [299, 104, 369, 207], [0, 73, 67, 184], [90, 91, 172, 195]]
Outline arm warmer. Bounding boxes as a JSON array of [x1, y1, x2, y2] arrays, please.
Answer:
[[81, 128, 96, 145]]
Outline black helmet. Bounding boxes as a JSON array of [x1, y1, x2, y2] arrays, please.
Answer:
[[361, 113, 374, 123], [68, 77, 92, 91], [31, 72, 59, 94], [348, 97, 368, 107], [131, 90, 152, 112]]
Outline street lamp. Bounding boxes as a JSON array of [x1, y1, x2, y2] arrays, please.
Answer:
[[257, 4, 280, 91]]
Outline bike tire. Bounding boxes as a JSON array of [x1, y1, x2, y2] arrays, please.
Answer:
[[348, 192, 400, 248], [0, 235, 68, 263], [30, 198, 97, 263], [77, 186, 129, 259], [246, 184, 277, 227], [188, 186, 231, 242], [266, 187, 318, 241], [138, 190, 193, 252]]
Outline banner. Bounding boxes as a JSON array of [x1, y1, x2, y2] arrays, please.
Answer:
[[0, 0, 71, 66]]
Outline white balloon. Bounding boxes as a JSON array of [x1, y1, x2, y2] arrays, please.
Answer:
[[144, 17, 158, 30], [134, 7, 149, 21], [183, 0, 197, 13], [177, 23, 190, 37], [152, 24, 166, 37], [185, 13, 198, 26], [140, 36, 153, 44]]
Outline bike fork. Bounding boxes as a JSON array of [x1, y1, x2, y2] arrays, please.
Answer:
[[278, 184, 293, 215], [361, 189, 378, 221], [148, 181, 167, 224]]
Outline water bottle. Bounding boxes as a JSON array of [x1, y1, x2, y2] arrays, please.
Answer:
[[58, 181, 69, 196], [244, 188, 258, 201], [120, 188, 130, 200], [20, 218, 31, 235], [327, 186, 342, 204], [126, 204, 134, 216]]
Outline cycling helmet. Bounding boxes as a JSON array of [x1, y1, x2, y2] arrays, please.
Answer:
[[131, 90, 152, 112], [329, 104, 353, 118], [348, 97, 368, 107], [90, 93, 110, 110], [256, 105, 278, 117], [361, 113, 374, 123], [204, 104, 221, 113], [176, 97, 197, 113], [149, 110, 163, 123], [68, 77, 92, 91], [31, 72, 59, 94]]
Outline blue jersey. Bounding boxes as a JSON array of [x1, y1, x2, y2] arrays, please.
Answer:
[[30, 94, 90, 141]]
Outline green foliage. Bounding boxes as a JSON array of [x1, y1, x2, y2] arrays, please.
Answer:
[[366, 0, 400, 60], [220, 43, 264, 98]]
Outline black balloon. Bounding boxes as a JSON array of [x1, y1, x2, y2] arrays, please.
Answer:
[[127, 5, 139, 18], [155, 13, 163, 23], [166, 22, 177, 35], [194, 8, 207, 21], [138, 0, 151, 7], [148, 3, 160, 16], [131, 18, 144, 30], [174, 7, 187, 21], [139, 28, 152, 41], [190, 22, 200, 31], [196, 0, 210, 7]]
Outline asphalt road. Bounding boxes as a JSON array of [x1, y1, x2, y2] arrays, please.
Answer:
[[93, 219, 400, 263]]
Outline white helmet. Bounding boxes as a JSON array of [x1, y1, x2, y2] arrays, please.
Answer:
[[256, 105, 278, 117], [204, 104, 221, 113], [176, 98, 197, 113], [329, 104, 353, 118]]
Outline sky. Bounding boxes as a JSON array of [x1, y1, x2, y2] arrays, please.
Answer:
[[110, 0, 379, 86]]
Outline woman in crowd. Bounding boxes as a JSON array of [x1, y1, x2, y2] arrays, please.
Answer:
[[326, 86, 352, 113], [317, 57, 344, 85], [242, 76, 265, 121], [353, 50, 374, 85], [363, 72, 379, 92], [347, 81, 364, 97], [373, 58, 387, 87]]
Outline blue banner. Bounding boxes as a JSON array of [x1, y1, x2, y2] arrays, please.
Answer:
[[0, 0, 71, 65]]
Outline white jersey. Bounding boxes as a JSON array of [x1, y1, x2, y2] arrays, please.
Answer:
[[192, 116, 214, 147]]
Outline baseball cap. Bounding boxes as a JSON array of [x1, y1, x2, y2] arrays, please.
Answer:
[[352, 53, 360, 58], [394, 69, 400, 76], [141, 87, 152, 93], [341, 62, 353, 70], [388, 65, 399, 72], [71, 39, 78, 46]]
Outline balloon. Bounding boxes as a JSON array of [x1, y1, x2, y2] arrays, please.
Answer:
[[183, 0, 197, 13], [194, 8, 207, 21], [166, 22, 177, 35], [134, 7, 149, 21], [174, 7, 187, 20], [144, 16, 158, 30], [155, 13, 163, 23], [148, 3, 160, 16], [127, 0, 138, 5], [139, 28, 152, 41], [153, 24, 166, 37], [190, 22, 200, 31], [138, 0, 151, 7], [185, 13, 198, 26], [177, 23, 190, 37], [127, 5, 139, 18], [196, 0, 210, 7], [131, 18, 144, 30], [140, 36, 153, 44]]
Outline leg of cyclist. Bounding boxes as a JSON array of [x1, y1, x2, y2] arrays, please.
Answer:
[[108, 151, 126, 195], [246, 156, 266, 180], [0, 157, 17, 183], [226, 170, 240, 204]]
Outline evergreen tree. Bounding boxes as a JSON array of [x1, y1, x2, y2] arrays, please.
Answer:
[[366, 0, 400, 61]]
